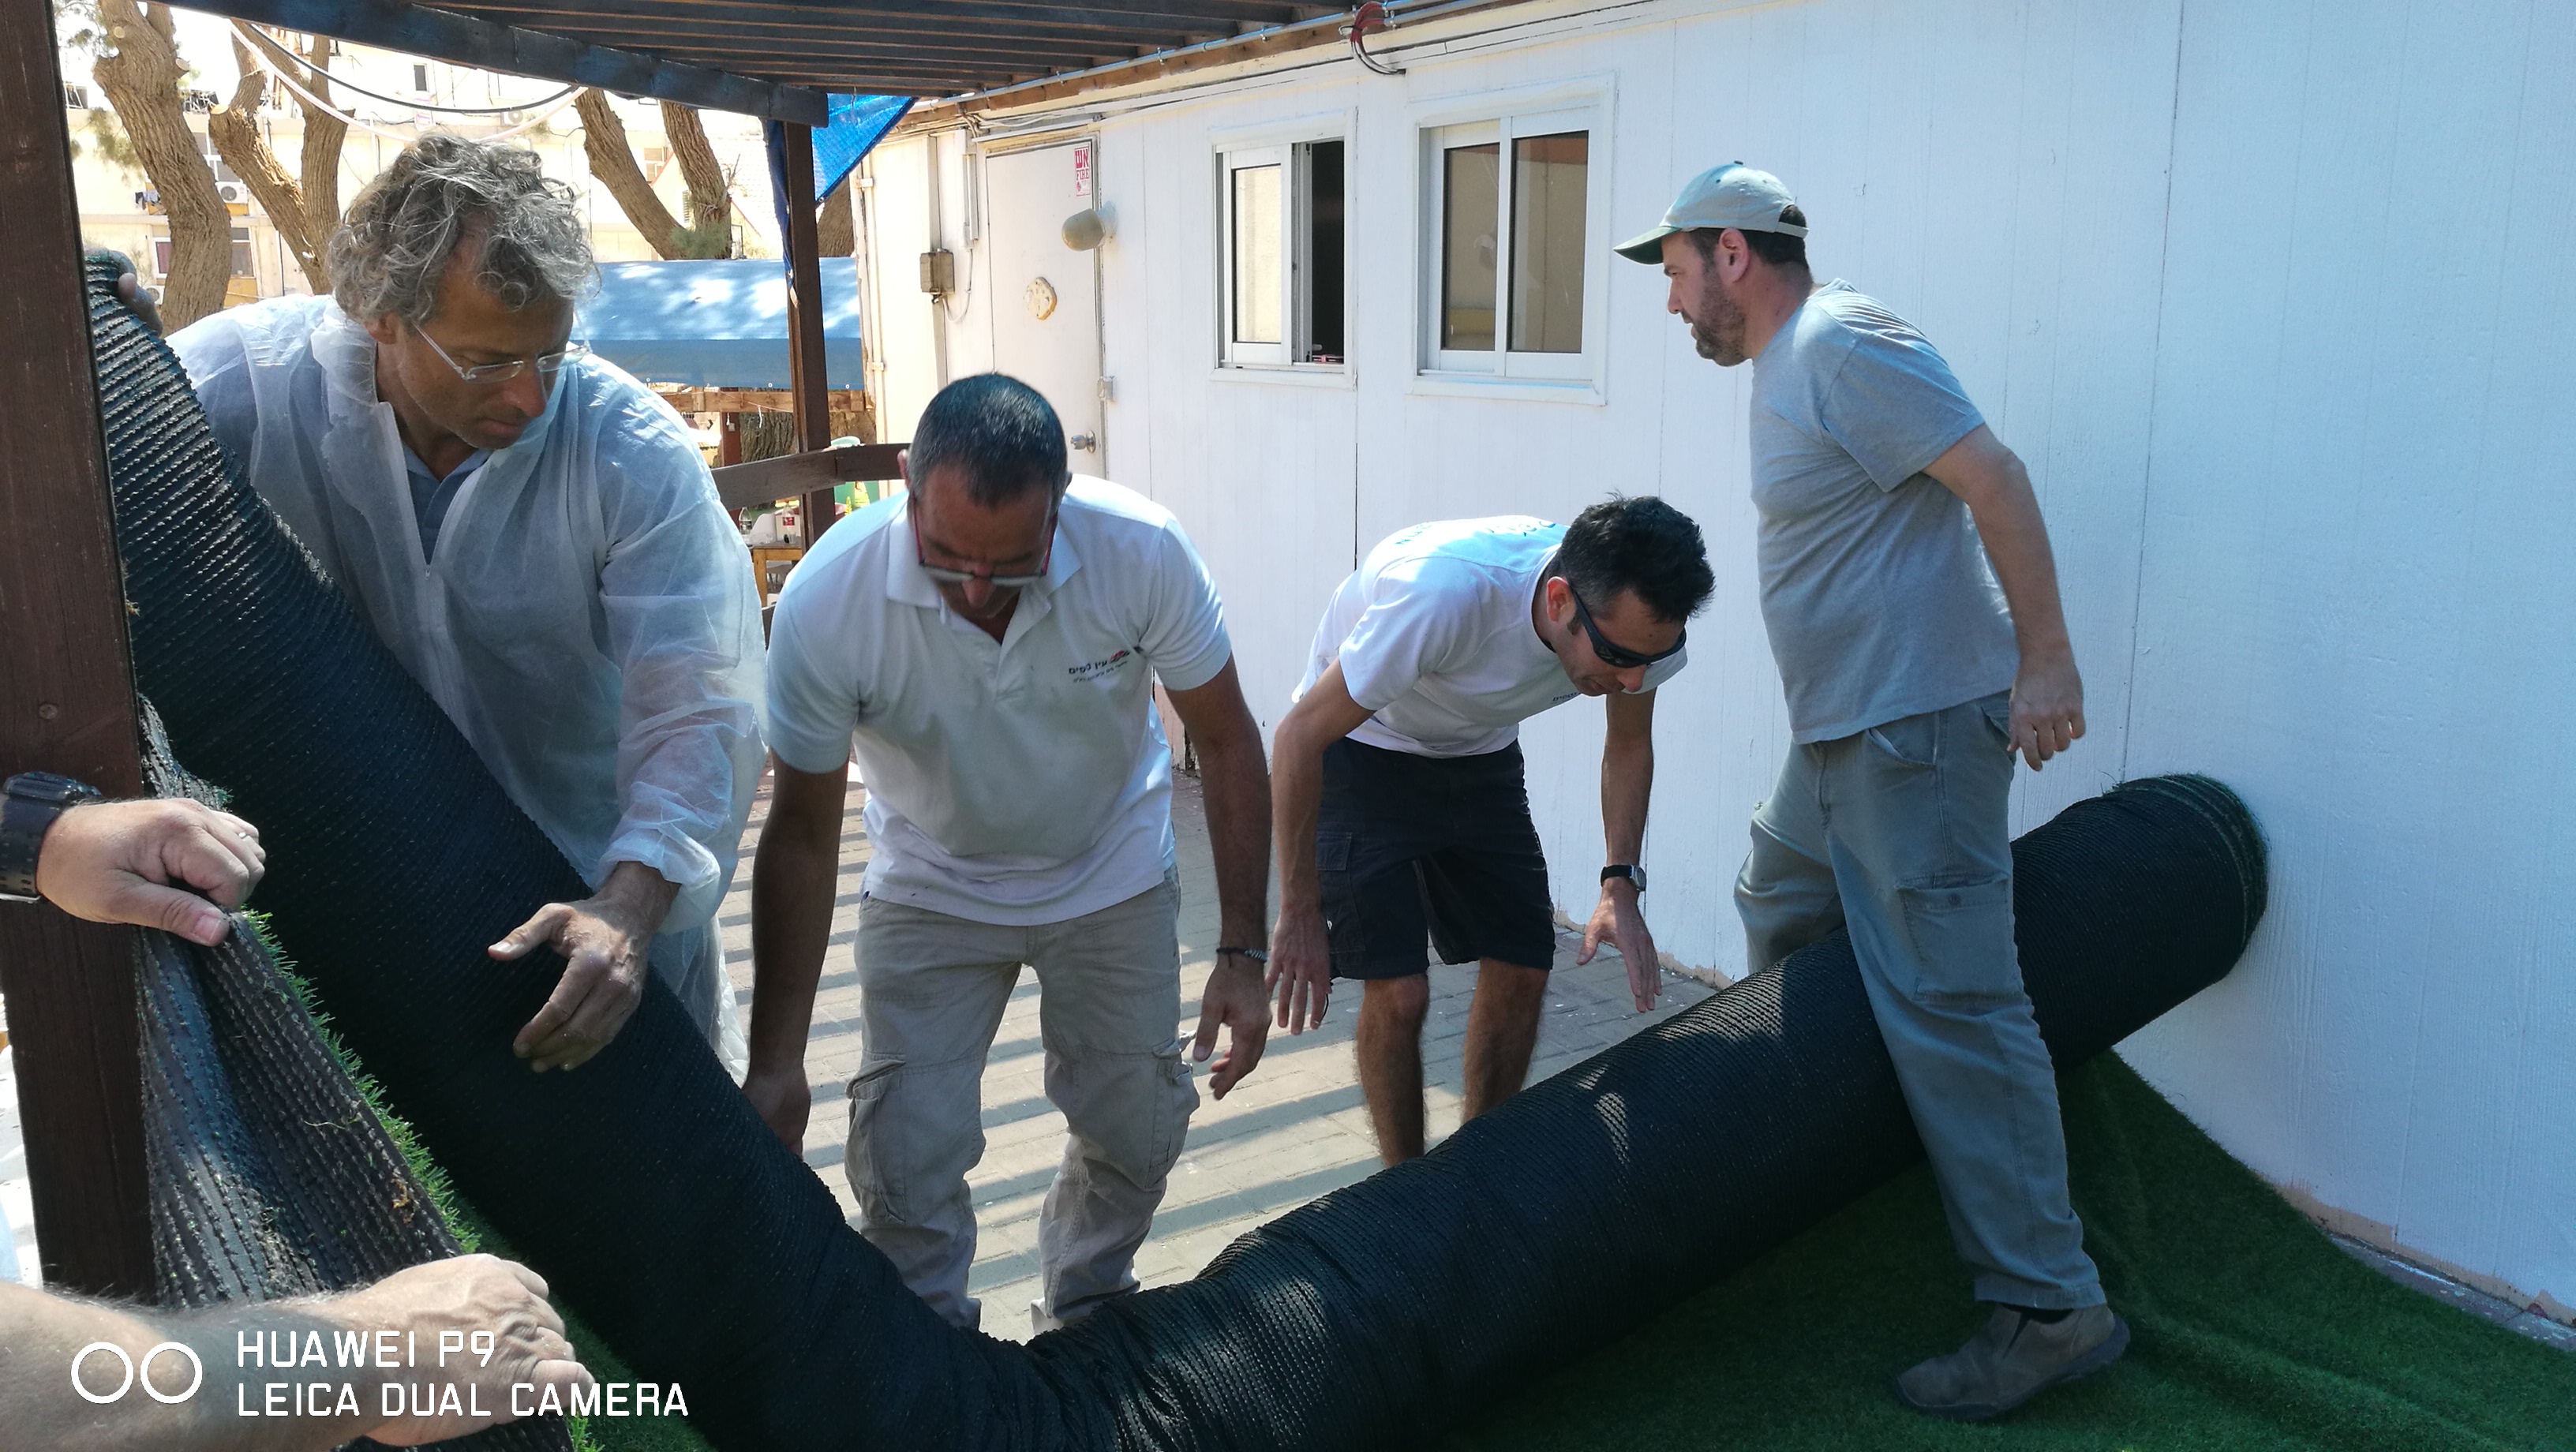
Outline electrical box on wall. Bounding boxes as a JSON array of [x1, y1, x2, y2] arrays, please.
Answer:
[[919, 249, 957, 296]]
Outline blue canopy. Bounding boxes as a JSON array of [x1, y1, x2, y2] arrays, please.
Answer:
[[577, 257, 863, 391]]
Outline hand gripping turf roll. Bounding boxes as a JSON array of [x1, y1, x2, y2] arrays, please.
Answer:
[[90, 258, 2265, 1451]]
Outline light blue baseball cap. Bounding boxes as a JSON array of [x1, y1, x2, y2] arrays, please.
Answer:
[[1616, 163, 1806, 263]]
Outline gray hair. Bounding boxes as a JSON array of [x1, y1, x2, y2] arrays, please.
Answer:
[[329, 133, 593, 326]]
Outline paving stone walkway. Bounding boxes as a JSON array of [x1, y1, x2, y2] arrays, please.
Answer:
[[715, 765, 1716, 1341]]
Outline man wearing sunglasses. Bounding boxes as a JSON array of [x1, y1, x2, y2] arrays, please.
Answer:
[[1266, 499, 1714, 1166], [170, 134, 763, 1076], [1623, 164, 2117, 1419], [745, 374, 1273, 1334]]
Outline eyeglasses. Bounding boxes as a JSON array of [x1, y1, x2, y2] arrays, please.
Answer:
[[1569, 586, 1686, 670], [913, 507, 1058, 589], [413, 324, 590, 384]]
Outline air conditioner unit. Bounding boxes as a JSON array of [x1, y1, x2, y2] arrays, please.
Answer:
[[218, 182, 249, 205]]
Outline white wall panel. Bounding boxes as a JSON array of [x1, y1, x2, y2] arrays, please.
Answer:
[[2117, 0, 2576, 1319]]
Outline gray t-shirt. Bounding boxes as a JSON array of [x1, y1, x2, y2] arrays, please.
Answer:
[[1749, 280, 2017, 743]]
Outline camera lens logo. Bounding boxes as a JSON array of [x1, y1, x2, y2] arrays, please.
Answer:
[[73, 1342, 204, 1404]]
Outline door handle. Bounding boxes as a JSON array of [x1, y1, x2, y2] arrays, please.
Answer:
[[1069, 432, 1098, 451]]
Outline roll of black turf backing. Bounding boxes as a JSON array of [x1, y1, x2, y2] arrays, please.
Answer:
[[89, 256, 2264, 1451]]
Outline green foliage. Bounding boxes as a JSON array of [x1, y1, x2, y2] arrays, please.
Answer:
[[668, 192, 732, 259]]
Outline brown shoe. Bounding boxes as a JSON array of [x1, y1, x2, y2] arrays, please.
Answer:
[[1893, 1304, 2130, 1420]]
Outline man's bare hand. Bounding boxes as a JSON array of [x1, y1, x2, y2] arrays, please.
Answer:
[[1578, 883, 1662, 1012], [112, 268, 165, 335], [331, 1255, 592, 1446], [34, 799, 264, 946], [1193, 954, 1271, 1098], [2007, 647, 2086, 770], [1266, 902, 1335, 1035], [492, 862, 676, 1071], [740, 1065, 813, 1151]]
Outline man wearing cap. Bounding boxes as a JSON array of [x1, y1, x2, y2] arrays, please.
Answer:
[[1264, 499, 1714, 1165], [1619, 165, 2123, 1418]]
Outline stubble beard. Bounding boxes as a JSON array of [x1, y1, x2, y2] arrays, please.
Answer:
[[1688, 275, 1750, 366]]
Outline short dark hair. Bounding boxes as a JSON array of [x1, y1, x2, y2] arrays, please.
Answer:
[[1556, 495, 1715, 624], [907, 373, 1069, 507], [1690, 204, 1808, 272]]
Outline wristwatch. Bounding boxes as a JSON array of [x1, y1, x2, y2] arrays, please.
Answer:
[[2, 773, 106, 903], [1601, 863, 1647, 894], [1215, 946, 1270, 965]]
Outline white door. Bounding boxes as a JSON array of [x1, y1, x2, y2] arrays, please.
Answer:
[[982, 139, 1105, 471]]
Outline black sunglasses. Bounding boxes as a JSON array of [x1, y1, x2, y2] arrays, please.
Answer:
[[1569, 587, 1686, 670]]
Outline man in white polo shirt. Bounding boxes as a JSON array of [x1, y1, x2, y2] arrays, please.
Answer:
[[742, 374, 1273, 1334], [1265, 499, 1714, 1165]]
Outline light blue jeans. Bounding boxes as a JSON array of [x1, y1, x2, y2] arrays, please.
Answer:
[[1735, 691, 2104, 1310]]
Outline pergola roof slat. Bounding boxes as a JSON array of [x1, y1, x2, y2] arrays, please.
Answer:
[[201, 0, 833, 119], [183, 0, 1378, 114], [442, 0, 1228, 46]]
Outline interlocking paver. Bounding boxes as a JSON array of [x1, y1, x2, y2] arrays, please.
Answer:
[[724, 762, 1717, 1342]]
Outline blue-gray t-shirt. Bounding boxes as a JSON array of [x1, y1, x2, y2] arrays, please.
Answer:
[[1748, 280, 2016, 743]]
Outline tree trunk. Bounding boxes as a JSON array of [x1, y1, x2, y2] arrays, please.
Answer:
[[817, 179, 854, 257], [577, 89, 683, 260], [92, 0, 229, 329], [209, 39, 329, 294], [661, 102, 733, 256], [296, 34, 347, 254]]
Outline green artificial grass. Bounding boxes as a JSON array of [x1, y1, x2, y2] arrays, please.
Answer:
[[254, 917, 714, 1452], [1443, 1055, 2574, 1452]]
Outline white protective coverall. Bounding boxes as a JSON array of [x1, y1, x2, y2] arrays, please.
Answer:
[[172, 297, 762, 1069]]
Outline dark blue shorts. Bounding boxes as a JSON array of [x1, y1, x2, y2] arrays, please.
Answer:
[[1316, 737, 1557, 980]]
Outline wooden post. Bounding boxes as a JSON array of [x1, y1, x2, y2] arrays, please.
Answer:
[[780, 122, 838, 541], [0, 0, 156, 1297]]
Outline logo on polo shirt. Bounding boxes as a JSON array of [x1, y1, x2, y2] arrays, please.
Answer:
[[1068, 648, 1137, 682]]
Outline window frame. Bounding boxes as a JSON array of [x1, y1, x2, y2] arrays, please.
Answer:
[[1410, 80, 1613, 402], [1210, 110, 1356, 384]]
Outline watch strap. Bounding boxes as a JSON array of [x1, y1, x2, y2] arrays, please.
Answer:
[[2, 773, 104, 901]]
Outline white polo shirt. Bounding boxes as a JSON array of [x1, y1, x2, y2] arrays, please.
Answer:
[[1294, 516, 1688, 758], [766, 477, 1234, 925]]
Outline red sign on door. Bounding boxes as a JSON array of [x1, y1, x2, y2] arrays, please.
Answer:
[[1072, 143, 1092, 199]]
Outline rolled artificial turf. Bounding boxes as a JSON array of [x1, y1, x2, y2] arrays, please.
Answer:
[[1443, 1054, 2574, 1452]]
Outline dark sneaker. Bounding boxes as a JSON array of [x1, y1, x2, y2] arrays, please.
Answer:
[[1893, 1304, 2131, 1420]]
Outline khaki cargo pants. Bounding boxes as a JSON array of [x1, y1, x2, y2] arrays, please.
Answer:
[[844, 878, 1197, 1330]]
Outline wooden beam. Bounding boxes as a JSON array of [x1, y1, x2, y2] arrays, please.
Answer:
[[0, 0, 153, 1299], [778, 122, 840, 541], [448, 0, 1245, 42], [190, 0, 830, 122], [912, 0, 1530, 119], [528, 21, 1144, 65], [654, 386, 869, 412], [452, 0, 1304, 32], [712, 443, 905, 512]]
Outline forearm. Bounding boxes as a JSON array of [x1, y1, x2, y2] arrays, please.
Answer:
[[1269, 721, 1331, 915], [747, 827, 837, 1074], [2, 1285, 384, 1452], [1966, 475, 2074, 661], [1194, 732, 1273, 949], [1601, 734, 1652, 866], [593, 860, 680, 937]]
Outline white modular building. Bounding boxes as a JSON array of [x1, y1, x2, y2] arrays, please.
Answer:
[[849, 0, 2575, 1326]]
